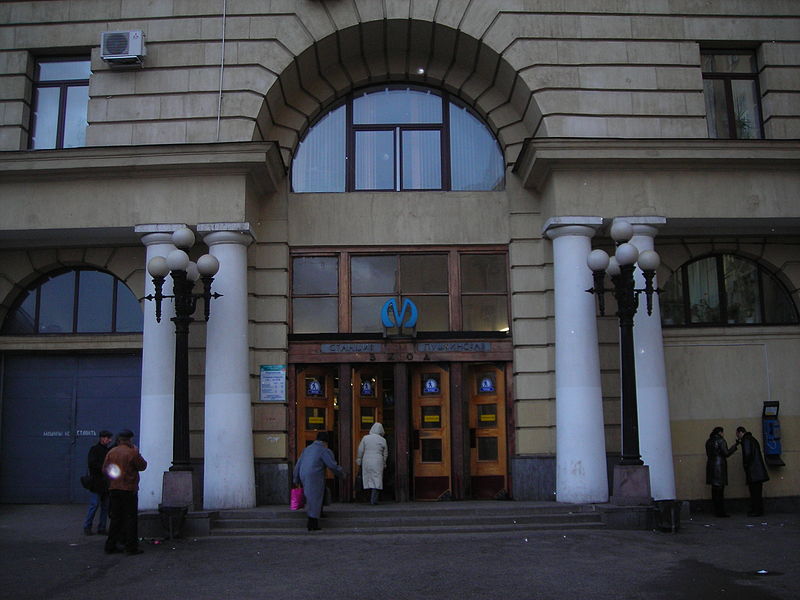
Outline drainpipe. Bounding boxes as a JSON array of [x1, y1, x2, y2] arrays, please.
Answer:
[[216, 0, 227, 141]]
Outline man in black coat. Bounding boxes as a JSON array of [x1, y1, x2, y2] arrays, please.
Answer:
[[736, 426, 770, 517], [705, 426, 738, 517], [82, 430, 113, 535]]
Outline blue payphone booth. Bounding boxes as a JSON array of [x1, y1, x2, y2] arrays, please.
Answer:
[[762, 401, 785, 467]]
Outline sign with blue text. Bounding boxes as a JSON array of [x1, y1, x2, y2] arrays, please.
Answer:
[[259, 365, 286, 402]]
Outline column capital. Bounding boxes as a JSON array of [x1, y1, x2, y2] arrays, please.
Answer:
[[613, 216, 667, 239], [543, 216, 603, 240]]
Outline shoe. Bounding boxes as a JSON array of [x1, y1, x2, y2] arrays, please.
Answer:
[[307, 518, 320, 531], [84, 528, 93, 536], [125, 548, 144, 555]]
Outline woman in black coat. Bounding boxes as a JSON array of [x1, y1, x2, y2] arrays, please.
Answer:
[[705, 426, 738, 517], [736, 426, 770, 516]]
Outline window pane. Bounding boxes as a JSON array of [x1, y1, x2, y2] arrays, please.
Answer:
[[305, 407, 326, 430], [1, 291, 37, 334], [76, 271, 113, 332], [477, 403, 498, 429], [763, 273, 798, 324], [723, 256, 760, 324], [63, 85, 89, 148], [687, 258, 720, 324], [360, 406, 376, 431], [660, 272, 686, 326], [351, 256, 396, 294], [39, 272, 75, 333], [402, 130, 441, 189], [352, 296, 393, 333], [400, 255, 447, 293], [293, 256, 338, 295], [292, 105, 346, 192], [461, 255, 507, 293], [420, 438, 442, 462], [31, 87, 61, 149], [463, 296, 509, 332], [38, 60, 91, 81], [354, 88, 442, 125], [703, 53, 756, 74], [477, 436, 498, 461], [356, 130, 395, 190], [421, 405, 442, 429], [292, 298, 338, 333], [731, 80, 762, 139], [115, 280, 143, 332], [407, 295, 449, 331], [704, 79, 730, 139], [450, 103, 504, 191]]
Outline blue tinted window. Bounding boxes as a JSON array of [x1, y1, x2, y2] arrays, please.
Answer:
[[30, 58, 91, 150]]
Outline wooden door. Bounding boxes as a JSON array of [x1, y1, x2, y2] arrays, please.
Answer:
[[467, 364, 507, 499], [352, 367, 384, 478], [295, 366, 336, 460], [411, 365, 451, 500]]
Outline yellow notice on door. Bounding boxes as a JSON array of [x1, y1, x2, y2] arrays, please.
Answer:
[[480, 414, 496, 422], [308, 416, 325, 424], [361, 416, 375, 424], [423, 415, 440, 423]]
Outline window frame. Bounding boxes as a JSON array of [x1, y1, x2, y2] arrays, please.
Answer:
[[701, 49, 764, 140], [662, 254, 798, 327], [29, 56, 91, 150]]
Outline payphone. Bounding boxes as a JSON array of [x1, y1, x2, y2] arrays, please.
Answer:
[[762, 401, 785, 467]]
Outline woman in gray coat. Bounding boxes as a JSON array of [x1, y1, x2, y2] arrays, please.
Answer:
[[293, 431, 344, 531], [357, 422, 388, 505]]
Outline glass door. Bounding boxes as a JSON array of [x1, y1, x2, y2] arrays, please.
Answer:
[[295, 366, 337, 479], [411, 365, 450, 500], [468, 364, 507, 498]]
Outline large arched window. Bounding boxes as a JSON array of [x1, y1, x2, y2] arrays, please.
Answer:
[[660, 254, 798, 327], [1, 268, 143, 334], [292, 86, 505, 193]]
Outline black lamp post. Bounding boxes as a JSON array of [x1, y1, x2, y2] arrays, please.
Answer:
[[586, 219, 660, 467], [144, 227, 221, 472]]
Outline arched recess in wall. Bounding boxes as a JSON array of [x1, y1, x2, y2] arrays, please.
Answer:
[[253, 19, 541, 169]]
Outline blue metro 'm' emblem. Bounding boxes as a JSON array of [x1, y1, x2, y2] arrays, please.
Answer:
[[381, 298, 418, 329]]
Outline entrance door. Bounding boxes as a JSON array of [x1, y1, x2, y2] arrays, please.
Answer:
[[467, 364, 507, 498], [411, 365, 450, 500], [295, 366, 336, 454]]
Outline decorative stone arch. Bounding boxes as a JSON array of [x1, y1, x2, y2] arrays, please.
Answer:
[[253, 19, 540, 168]]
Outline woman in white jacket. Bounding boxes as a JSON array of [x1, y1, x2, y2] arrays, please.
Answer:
[[357, 422, 388, 505]]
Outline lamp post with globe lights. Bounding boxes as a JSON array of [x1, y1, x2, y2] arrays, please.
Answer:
[[586, 219, 660, 469], [144, 227, 221, 473]]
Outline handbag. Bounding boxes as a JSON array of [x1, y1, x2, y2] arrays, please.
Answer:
[[80, 474, 92, 490], [290, 486, 305, 511]]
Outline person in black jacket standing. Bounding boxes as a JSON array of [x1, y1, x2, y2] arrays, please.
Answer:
[[705, 426, 738, 517], [736, 426, 770, 517], [82, 430, 113, 535]]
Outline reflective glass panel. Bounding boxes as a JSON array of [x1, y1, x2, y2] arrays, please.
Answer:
[[292, 105, 346, 192], [360, 375, 376, 397], [354, 88, 442, 125], [731, 80, 762, 139], [38, 60, 91, 81], [38, 272, 75, 333], [1, 291, 36, 334], [421, 375, 441, 396], [477, 436, 498, 461], [360, 406, 376, 431], [723, 256, 760, 324], [293, 256, 338, 295], [401, 130, 441, 189], [461, 255, 507, 293], [763, 272, 798, 324], [704, 79, 730, 139], [420, 438, 442, 462], [702, 53, 756, 73], [31, 87, 60, 149], [421, 405, 441, 429], [64, 85, 89, 148], [450, 103, 504, 191], [305, 407, 326, 430], [115, 280, 143, 333], [305, 377, 325, 397], [463, 296, 509, 332], [293, 298, 338, 333], [477, 404, 497, 429], [687, 258, 720, 323], [351, 256, 396, 294], [76, 271, 113, 333], [406, 295, 449, 331], [660, 272, 686, 326], [352, 296, 393, 333], [355, 130, 395, 190], [400, 255, 447, 293]]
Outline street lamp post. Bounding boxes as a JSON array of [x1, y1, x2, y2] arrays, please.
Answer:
[[587, 219, 660, 502], [144, 227, 221, 473]]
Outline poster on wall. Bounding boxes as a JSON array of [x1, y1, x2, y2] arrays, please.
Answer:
[[260, 365, 286, 402]]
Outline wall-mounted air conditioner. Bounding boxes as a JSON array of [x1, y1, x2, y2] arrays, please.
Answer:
[[100, 30, 146, 66]]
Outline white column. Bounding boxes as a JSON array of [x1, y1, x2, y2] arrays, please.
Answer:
[[544, 217, 609, 503], [136, 228, 178, 510], [199, 225, 256, 509], [623, 217, 677, 501]]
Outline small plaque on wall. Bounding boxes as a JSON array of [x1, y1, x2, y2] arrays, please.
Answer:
[[260, 365, 286, 402]]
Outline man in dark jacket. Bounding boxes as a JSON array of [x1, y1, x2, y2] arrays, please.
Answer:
[[736, 426, 770, 517], [705, 426, 738, 517], [83, 430, 113, 535], [103, 429, 147, 555]]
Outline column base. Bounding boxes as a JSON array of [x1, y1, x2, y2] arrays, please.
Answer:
[[162, 470, 194, 510], [610, 464, 652, 506]]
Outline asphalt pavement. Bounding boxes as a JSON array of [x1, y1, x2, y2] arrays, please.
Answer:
[[0, 503, 798, 600]]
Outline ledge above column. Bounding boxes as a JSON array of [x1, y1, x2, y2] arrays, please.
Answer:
[[542, 216, 603, 239]]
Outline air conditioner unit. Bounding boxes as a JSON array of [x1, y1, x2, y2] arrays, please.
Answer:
[[100, 30, 146, 65]]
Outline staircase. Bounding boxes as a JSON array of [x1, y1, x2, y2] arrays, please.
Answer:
[[208, 501, 607, 537]]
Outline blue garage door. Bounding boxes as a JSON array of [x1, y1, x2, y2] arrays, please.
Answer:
[[0, 354, 141, 503]]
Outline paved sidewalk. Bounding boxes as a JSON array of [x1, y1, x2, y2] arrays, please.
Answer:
[[0, 503, 798, 600]]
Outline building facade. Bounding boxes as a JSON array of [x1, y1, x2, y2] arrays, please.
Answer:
[[1, 1, 798, 510]]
